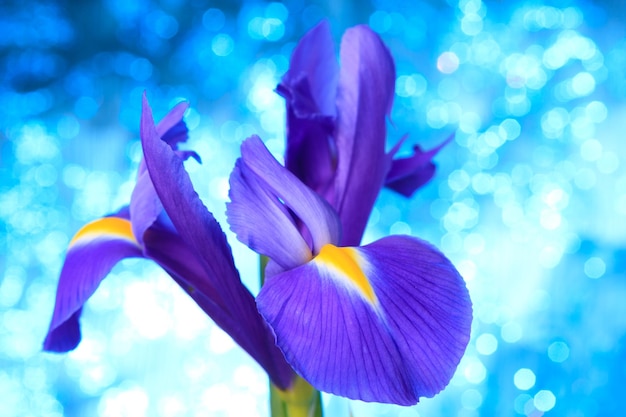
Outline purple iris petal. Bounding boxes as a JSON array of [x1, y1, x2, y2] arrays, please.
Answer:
[[141, 220, 245, 333], [236, 136, 341, 255], [155, 101, 189, 145], [131, 152, 200, 246], [228, 157, 312, 271], [257, 235, 472, 404], [278, 20, 339, 197], [333, 25, 396, 246], [43, 215, 143, 352], [140, 95, 294, 389], [385, 135, 454, 197], [281, 20, 337, 116], [131, 103, 194, 244], [130, 170, 160, 246]]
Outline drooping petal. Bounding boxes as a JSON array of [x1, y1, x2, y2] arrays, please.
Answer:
[[278, 20, 339, 196], [257, 235, 472, 404], [140, 95, 294, 389], [385, 135, 453, 197], [43, 215, 143, 352], [236, 136, 341, 255], [333, 25, 397, 246]]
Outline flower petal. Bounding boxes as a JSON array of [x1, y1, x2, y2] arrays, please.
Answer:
[[257, 235, 472, 404], [233, 136, 342, 256], [385, 135, 453, 197], [227, 157, 312, 271], [333, 25, 397, 246], [155, 101, 189, 146], [130, 169, 160, 245], [43, 215, 143, 352], [140, 95, 294, 389], [277, 20, 339, 196], [280, 19, 338, 116]]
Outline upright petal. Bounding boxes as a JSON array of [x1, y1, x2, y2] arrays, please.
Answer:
[[281, 20, 338, 116], [278, 20, 338, 197], [233, 136, 342, 256], [43, 215, 143, 351], [155, 101, 189, 146], [228, 157, 313, 271], [333, 26, 396, 246], [130, 170, 161, 246], [132, 102, 192, 244], [385, 135, 453, 197], [257, 235, 472, 404], [140, 95, 294, 389]]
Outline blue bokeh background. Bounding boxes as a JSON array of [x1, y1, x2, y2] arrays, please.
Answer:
[[1, 0, 625, 416]]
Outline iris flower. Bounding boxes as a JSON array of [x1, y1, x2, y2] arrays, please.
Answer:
[[43, 100, 294, 390], [226, 22, 471, 404], [44, 21, 472, 411], [227, 135, 471, 404]]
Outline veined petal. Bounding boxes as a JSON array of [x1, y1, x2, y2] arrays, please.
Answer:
[[257, 235, 472, 404], [237, 136, 341, 255], [385, 135, 453, 197], [333, 25, 396, 246], [140, 95, 294, 389], [43, 216, 143, 352]]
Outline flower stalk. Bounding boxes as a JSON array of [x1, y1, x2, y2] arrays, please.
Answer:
[[270, 377, 323, 417]]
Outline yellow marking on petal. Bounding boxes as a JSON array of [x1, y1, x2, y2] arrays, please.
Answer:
[[69, 217, 139, 248], [315, 244, 376, 304]]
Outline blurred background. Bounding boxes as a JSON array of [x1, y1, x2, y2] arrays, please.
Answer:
[[1, 0, 625, 416]]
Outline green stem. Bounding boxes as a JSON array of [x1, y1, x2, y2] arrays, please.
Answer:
[[261, 256, 324, 417], [270, 377, 323, 417]]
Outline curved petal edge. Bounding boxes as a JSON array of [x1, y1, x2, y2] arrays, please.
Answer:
[[257, 235, 472, 404]]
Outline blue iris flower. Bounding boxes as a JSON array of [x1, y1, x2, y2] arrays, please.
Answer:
[[44, 22, 472, 406]]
